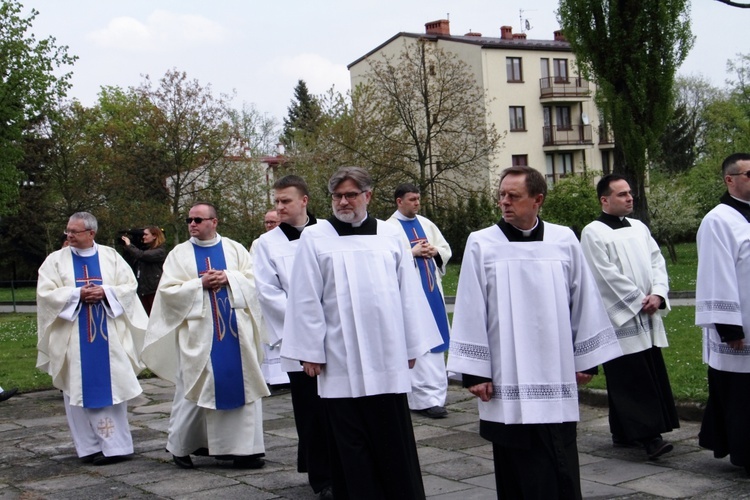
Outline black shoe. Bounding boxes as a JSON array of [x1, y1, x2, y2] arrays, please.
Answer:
[[414, 406, 448, 419], [173, 454, 194, 469], [0, 388, 18, 402], [233, 456, 265, 469], [81, 451, 103, 464], [193, 447, 209, 456], [318, 485, 334, 500], [645, 437, 673, 460], [93, 454, 128, 466]]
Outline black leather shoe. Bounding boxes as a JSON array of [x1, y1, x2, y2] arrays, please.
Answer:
[[233, 456, 265, 469], [81, 452, 103, 464], [173, 454, 194, 469], [318, 485, 334, 500], [0, 388, 18, 402], [93, 454, 128, 466], [414, 406, 448, 419], [645, 437, 673, 460]]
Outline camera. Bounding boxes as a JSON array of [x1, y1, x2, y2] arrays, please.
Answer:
[[117, 228, 146, 249]]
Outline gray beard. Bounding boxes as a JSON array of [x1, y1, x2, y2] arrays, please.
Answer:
[[334, 210, 356, 223]]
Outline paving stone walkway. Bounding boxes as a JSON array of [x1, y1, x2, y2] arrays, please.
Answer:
[[1, 379, 748, 499]]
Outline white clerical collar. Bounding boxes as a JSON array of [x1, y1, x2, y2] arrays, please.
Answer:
[[730, 195, 750, 207], [190, 234, 222, 247], [511, 219, 539, 237], [293, 216, 310, 232], [351, 213, 368, 227], [602, 210, 628, 221], [70, 242, 98, 257], [392, 210, 415, 221]]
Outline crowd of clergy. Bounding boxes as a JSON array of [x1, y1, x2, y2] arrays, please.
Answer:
[[33, 153, 750, 499]]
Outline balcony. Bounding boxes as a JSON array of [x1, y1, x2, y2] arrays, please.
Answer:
[[598, 125, 615, 148], [543, 125, 593, 147], [539, 77, 591, 101]]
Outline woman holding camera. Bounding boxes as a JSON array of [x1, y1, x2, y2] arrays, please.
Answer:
[[121, 226, 167, 314]]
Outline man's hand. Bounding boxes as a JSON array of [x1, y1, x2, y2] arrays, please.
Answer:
[[80, 284, 105, 303], [201, 269, 228, 291], [641, 294, 662, 315], [302, 362, 322, 377], [468, 381, 493, 402], [727, 339, 745, 351], [411, 241, 438, 259], [576, 372, 594, 385], [408, 358, 416, 369]]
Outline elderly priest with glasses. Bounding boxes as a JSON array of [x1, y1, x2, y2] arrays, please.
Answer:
[[142, 202, 269, 470], [36, 212, 148, 466]]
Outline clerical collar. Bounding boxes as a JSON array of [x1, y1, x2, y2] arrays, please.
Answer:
[[392, 210, 415, 221], [721, 191, 750, 222], [597, 211, 632, 230], [70, 242, 98, 257], [279, 212, 317, 241], [497, 218, 544, 242], [328, 214, 378, 236], [190, 234, 222, 247]]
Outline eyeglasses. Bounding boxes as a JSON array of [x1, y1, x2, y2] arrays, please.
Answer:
[[185, 217, 215, 224], [331, 191, 364, 201], [728, 171, 750, 179], [64, 229, 90, 235]]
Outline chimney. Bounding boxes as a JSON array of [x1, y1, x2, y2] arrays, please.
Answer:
[[500, 25, 513, 40], [554, 30, 567, 42], [512, 33, 527, 40], [425, 19, 450, 36]]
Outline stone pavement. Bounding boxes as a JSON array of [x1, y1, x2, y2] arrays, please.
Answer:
[[1, 380, 748, 500]]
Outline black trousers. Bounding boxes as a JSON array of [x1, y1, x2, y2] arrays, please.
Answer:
[[323, 393, 425, 500]]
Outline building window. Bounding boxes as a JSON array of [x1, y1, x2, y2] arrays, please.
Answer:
[[559, 153, 574, 175], [601, 151, 611, 175], [512, 155, 528, 167], [506, 57, 523, 82], [509, 107, 526, 131], [540, 58, 549, 80], [553, 59, 569, 83], [556, 106, 572, 130]]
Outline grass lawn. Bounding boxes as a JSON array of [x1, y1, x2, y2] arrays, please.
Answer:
[[0, 313, 52, 391], [0, 287, 36, 302]]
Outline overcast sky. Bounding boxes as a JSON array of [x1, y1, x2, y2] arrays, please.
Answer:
[[27, 0, 746, 124]]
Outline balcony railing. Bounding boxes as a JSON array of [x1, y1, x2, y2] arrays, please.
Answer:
[[598, 125, 615, 145], [539, 77, 591, 99], [543, 125, 593, 146]]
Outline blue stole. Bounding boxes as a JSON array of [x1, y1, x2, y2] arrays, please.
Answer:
[[397, 218, 450, 352], [72, 252, 113, 408], [192, 241, 245, 410]]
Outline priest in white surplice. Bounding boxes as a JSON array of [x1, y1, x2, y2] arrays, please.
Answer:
[[580, 174, 679, 460], [696, 153, 750, 476], [281, 167, 443, 500], [37, 212, 148, 466], [447, 166, 622, 499], [253, 175, 332, 499], [387, 183, 452, 419], [142, 202, 269, 470]]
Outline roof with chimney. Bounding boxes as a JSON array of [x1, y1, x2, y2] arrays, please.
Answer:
[[348, 19, 571, 69]]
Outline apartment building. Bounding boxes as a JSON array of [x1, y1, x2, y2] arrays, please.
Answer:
[[348, 19, 614, 188]]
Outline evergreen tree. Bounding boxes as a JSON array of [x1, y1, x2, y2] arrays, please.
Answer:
[[282, 80, 322, 150]]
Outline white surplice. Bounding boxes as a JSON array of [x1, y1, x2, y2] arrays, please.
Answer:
[[36, 244, 147, 457], [446, 222, 622, 424], [696, 203, 750, 373], [387, 212, 451, 410], [580, 218, 670, 355], [141, 235, 269, 456], [280, 219, 443, 398]]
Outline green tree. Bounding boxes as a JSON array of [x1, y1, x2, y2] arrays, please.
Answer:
[[558, 0, 694, 224], [282, 79, 322, 150], [541, 171, 602, 238], [647, 172, 701, 263], [0, 0, 76, 214]]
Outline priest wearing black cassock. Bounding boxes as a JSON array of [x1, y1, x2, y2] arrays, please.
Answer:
[[695, 152, 750, 476], [447, 166, 622, 499], [580, 174, 679, 460], [281, 166, 442, 500]]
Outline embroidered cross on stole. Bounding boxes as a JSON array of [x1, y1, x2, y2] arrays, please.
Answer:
[[72, 253, 113, 408], [397, 218, 450, 352], [193, 242, 245, 410]]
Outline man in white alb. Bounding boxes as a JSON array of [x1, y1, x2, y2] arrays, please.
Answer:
[[580, 174, 678, 460], [281, 167, 442, 500], [387, 183, 451, 419], [447, 166, 622, 499], [695, 152, 750, 476], [142, 202, 269, 469], [37, 212, 148, 465]]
